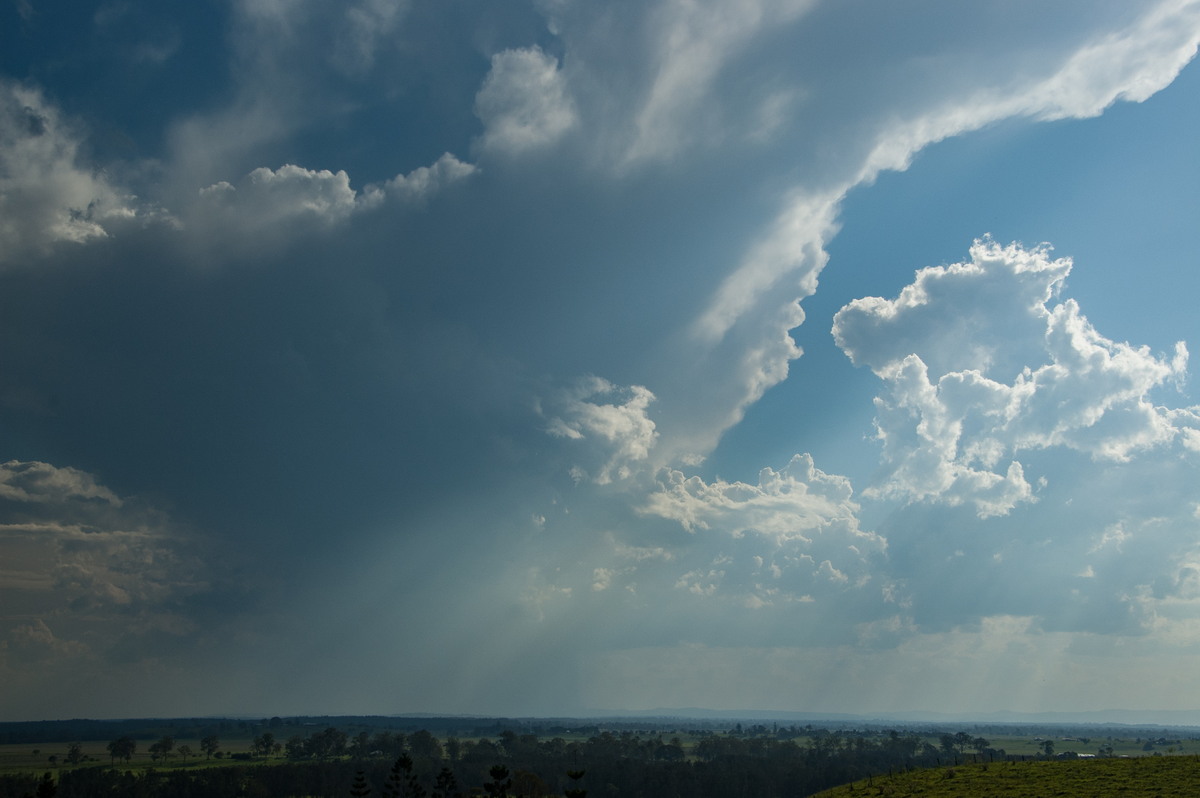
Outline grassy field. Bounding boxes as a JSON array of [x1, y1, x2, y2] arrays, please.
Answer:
[[812, 755, 1200, 797]]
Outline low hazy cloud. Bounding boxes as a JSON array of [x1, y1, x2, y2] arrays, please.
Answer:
[[0, 460, 213, 694]]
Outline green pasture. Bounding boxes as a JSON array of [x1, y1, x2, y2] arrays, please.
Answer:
[[813, 755, 1200, 797]]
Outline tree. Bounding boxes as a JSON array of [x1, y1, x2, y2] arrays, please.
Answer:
[[350, 769, 373, 797], [177, 744, 193, 762], [285, 735, 307, 760], [383, 754, 425, 798], [1041, 739, 1055, 757], [201, 735, 220, 760], [511, 770, 549, 798], [149, 736, 175, 761], [106, 736, 136, 766], [36, 772, 56, 798], [308, 727, 348, 759], [433, 767, 459, 798], [252, 732, 276, 758], [483, 765, 511, 798], [409, 730, 443, 762], [371, 731, 406, 758], [350, 731, 373, 759], [564, 769, 587, 798], [64, 743, 83, 766]]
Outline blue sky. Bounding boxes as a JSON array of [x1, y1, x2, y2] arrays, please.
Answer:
[[2, 0, 1200, 721]]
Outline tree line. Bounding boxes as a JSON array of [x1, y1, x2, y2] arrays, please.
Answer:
[[0, 725, 1016, 798], [8, 722, 1166, 798]]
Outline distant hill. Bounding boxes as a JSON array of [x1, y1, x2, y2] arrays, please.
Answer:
[[589, 706, 1200, 728]]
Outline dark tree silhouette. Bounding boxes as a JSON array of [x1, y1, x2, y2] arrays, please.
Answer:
[[253, 732, 276, 757], [483, 765, 511, 798], [149, 736, 175, 761], [351, 731, 373, 759], [201, 734, 220, 759], [564, 768, 587, 798], [64, 743, 83, 765], [409, 730, 443, 761], [350, 769, 373, 796], [383, 753, 425, 798], [36, 772, 56, 798], [433, 766, 459, 798], [107, 736, 136, 765]]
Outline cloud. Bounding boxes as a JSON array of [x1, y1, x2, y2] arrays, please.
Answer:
[[854, 1, 1200, 182], [235, 0, 410, 77], [0, 80, 141, 265], [190, 154, 475, 247], [545, 377, 658, 484], [619, 0, 818, 166], [198, 164, 362, 228], [636, 454, 886, 609], [383, 152, 478, 202], [0, 460, 122, 507], [0, 460, 211, 677], [475, 46, 578, 157], [164, 0, 428, 193], [834, 238, 1191, 515], [330, 0, 410, 76], [644, 2, 1200, 460]]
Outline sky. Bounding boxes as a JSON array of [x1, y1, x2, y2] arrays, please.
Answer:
[[2, 0, 1200, 722]]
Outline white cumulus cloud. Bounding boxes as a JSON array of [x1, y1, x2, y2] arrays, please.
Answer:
[[199, 164, 362, 227], [192, 154, 475, 245], [835, 238, 1192, 515]]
